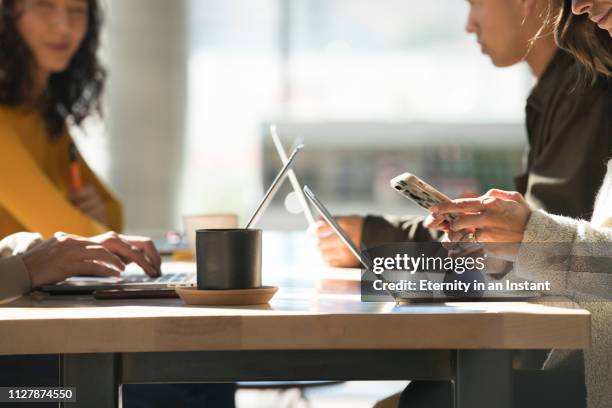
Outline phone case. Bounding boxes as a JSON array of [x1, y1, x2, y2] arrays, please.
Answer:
[[390, 173, 455, 220]]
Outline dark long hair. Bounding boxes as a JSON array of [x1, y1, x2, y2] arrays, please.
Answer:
[[553, 0, 612, 78], [0, 0, 106, 137]]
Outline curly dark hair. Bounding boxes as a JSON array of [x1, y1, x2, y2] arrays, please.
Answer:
[[0, 0, 106, 137], [553, 0, 612, 79]]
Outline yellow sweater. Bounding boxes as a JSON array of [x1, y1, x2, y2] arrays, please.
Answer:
[[0, 106, 123, 238]]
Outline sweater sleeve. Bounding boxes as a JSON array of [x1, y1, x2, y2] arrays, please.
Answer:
[[0, 232, 43, 256], [0, 125, 108, 238], [0, 233, 41, 301], [0, 256, 31, 302], [515, 210, 612, 295]]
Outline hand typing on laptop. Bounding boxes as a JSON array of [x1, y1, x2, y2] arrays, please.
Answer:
[[21, 231, 161, 288]]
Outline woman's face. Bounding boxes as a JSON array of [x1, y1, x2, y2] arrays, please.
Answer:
[[16, 0, 89, 77], [572, 0, 612, 36], [465, 0, 536, 67]]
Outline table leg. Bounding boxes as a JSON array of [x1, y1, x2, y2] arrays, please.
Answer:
[[61, 353, 119, 408], [455, 350, 513, 408]]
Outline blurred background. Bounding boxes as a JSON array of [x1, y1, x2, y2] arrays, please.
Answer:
[[75, 0, 532, 236]]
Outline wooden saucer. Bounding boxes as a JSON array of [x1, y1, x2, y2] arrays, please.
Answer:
[[176, 286, 278, 306]]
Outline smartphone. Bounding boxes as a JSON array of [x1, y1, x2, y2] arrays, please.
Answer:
[[93, 288, 179, 300], [390, 172, 456, 221]]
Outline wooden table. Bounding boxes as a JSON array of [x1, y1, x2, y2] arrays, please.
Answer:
[[0, 286, 590, 408]]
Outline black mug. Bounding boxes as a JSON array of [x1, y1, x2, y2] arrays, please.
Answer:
[[196, 229, 262, 290]]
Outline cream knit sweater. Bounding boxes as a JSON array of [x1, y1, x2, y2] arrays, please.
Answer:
[[517, 159, 612, 408]]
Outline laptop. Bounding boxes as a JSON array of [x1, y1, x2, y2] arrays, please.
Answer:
[[39, 262, 197, 295], [41, 143, 305, 295]]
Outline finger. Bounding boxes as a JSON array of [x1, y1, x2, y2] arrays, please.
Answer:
[[316, 232, 343, 245], [128, 239, 162, 271], [321, 252, 353, 267], [55, 233, 92, 247], [101, 238, 159, 277], [306, 223, 319, 237], [475, 228, 519, 244], [86, 208, 107, 223], [323, 257, 344, 267], [308, 220, 331, 235], [312, 220, 327, 230], [423, 214, 439, 228], [319, 244, 352, 259], [320, 246, 352, 259], [474, 229, 490, 243], [328, 259, 355, 268], [76, 195, 104, 213], [473, 228, 504, 243], [316, 223, 334, 236], [68, 185, 97, 203], [77, 245, 126, 272], [317, 230, 335, 239], [316, 239, 344, 252], [449, 229, 469, 241], [431, 198, 486, 215], [424, 214, 449, 231], [71, 260, 121, 278], [450, 214, 494, 231], [79, 205, 106, 223], [485, 189, 525, 203]]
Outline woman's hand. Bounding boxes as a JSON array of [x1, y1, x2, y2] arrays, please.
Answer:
[[22, 233, 125, 288], [90, 232, 162, 277], [431, 189, 532, 244], [21, 232, 162, 288], [68, 184, 108, 226], [308, 216, 364, 267], [423, 213, 451, 233]]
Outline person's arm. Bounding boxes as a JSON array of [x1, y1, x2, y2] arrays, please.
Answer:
[[0, 233, 42, 301], [431, 188, 612, 298], [0, 232, 43, 256], [0, 256, 31, 302], [0, 127, 108, 238], [522, 80, 611, 219], [0, 231, 162, 302], [515, 210, 612, 295]]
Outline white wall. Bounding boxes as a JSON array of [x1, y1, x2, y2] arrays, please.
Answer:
[[103, 0, 188, 235]]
